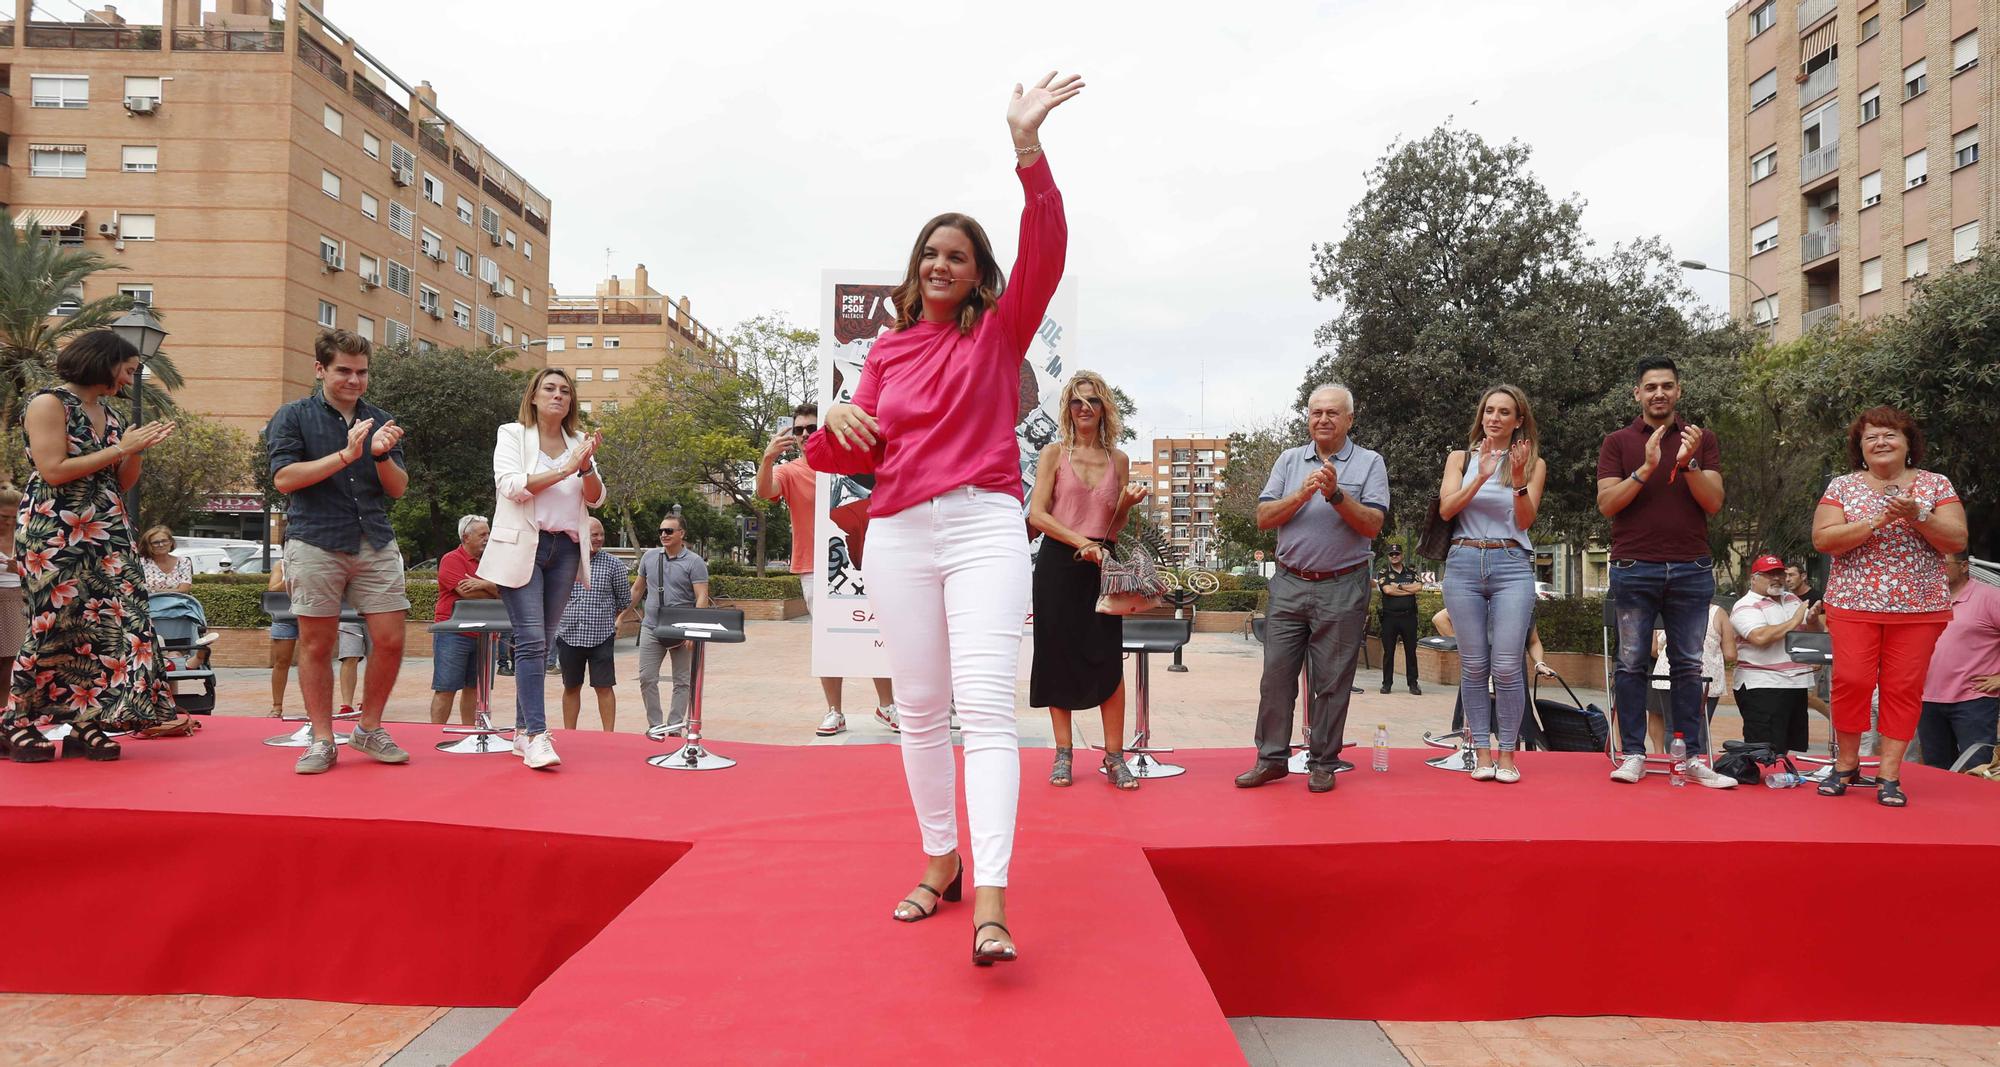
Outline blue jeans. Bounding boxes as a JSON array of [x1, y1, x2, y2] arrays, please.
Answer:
[[1610, 557, 1715, 756], [498, 530, 580, 736], [1442, 544, 1536, 749], [1917, 696, 1998, 769], [431, 631, 482, 692]]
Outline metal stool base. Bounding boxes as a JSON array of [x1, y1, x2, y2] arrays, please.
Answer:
[[1097, 752, 1186, 779], [436, 732, 515, 755], [264, 723, 351, 748], [1288, 747, 1357, 774], [647, 742, 736, 771]]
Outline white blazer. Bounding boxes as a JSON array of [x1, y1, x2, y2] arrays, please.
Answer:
[[476, 422, 604, 589]]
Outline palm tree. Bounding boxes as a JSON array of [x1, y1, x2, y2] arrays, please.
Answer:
[[0, 209, 183, 437]]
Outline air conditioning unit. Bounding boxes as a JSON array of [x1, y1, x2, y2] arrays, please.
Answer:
[[424, 247, 444, 262], [97, 221, 120, 237], [423, 304, 442, 320], [489, 283, 504, 297], [124, 95, 158, 114], [1910, 174, 1928, 187], [360, 273, 381, 289], [323, 252, 345, 272], [393, 167, 414, 187], [485, 229, 502, 246]]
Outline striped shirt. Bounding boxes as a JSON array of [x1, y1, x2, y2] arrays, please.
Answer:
[[556, 551, 632, 648], [1730, 590, 1816, 690]]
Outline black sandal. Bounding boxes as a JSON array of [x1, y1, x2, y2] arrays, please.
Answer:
[[892, 854, 962, 923], [1877, 778, 1907, 807], [1817, 766, 1862, 796], [2, 722, 55, 763], [64, 722, 121, 762], [973, 921, 1017, 966]]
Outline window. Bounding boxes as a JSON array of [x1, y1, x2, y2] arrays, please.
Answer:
[[1750, 218, 1780, 255], [119, 284, 154, 305], [361, 192, 379, 221], [1748, 0, 1774, 35], [421, 173, 445, 206], [1954, 221, 1980, 262], [1954, 126, 1979, 168], [1861, 170, 1883, 207], [502, 325, 514, 343], [1750, 296, 1776, 325], [452, 301, 472, 329], [580, 401, 594, 416], [389, 143, 415, 181], [523, 240, 534, 260], [577, 336, 595, 349], [321, 169, 341, 200], [1905, 59, 1928, 99], [318, 300, 337, 328], [1906, 148, 1928, 187], [603, 337, 621, 349], [118, 214, 155, 241], [456, 196, 474, 225], [477, 306, 497, 338], [121, 145, 158, 173], [417, 339, 435, 354], [1861, 12, 1881, 41], [420, 227, 444, 261], [1906, 239, 1929, 278], [386, 259, 412, 296], [1802, 100, 1839, 153], [388, 202, 414, 238], [602, 400, 618, 415], [387, 319, 410, 347], [356, 315, 375, 343], [455, 248, 473, 276], [124, 77, 161, 103], [521, 287, 532, 307], [548, 336, 566, 353], [1861, 257, 1884, 293], [501, 276, 515, 297], [52, 285, 84, 317], [1860, 85, 1881, 124], [479, 257, 499, 285], [480, 206, 501, 239], [363, 131, 381, 160], [358, 253, 380, 282], [29, 145, 87, 178], [1907, 0, 1926, 13], [603, 368, 621, 381], [323, 106, 343, 135], [576, 368, 594, 382], [418, 284, 441, 317], [503, 228, 517, 249], [31, 74, 88, 108], [1955, 30, 1979, 73], [1749, 68, 1778, 109], [1750, 146, 1777, 182], [319, 235, 341, 265]]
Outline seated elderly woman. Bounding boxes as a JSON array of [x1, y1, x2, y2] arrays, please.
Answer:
[[140, 525, 218, 667]]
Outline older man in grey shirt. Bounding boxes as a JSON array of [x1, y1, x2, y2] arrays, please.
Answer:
[[629, 514, 711, 740], [1237, 384, 1390, 794]]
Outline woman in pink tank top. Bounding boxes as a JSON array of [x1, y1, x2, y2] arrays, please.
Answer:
[[1027, 371, 1149, 790]]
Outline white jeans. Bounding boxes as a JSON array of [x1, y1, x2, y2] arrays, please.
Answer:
[[866, 487, 1029, 888]]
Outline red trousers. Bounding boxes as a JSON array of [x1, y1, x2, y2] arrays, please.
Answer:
[[1827, 613, 1949, 741]]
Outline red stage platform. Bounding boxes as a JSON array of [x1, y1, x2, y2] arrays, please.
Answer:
[[4, 717, 1998, 1065]]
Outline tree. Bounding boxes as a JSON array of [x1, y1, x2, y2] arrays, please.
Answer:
[[134, 412, 254, 533], [1301, 125, 1749, 575], [1110, 385, 1139, 444], [361, 343, 527, 561]]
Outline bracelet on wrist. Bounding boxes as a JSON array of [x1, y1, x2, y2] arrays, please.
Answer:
[[1013, 142, 1043, 157]]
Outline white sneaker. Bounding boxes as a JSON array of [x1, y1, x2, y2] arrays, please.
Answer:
[[1682, 759, 1738, 789], [1610, 754, 1647, 783], [816, 708, 846, 737], [1469, 763, 1498, 781], [522, 732, 561, 770], [873, 704, 900, 732], [513, 733, 531, 757]]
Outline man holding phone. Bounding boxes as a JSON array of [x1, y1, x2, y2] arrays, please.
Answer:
[[757, 402, 896, 738]]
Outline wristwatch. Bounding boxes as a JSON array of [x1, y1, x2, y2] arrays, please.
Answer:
[[1918, 502, 1934, 523], [1514, 485, 1530, 497], [1328, 487, 1345, 505]]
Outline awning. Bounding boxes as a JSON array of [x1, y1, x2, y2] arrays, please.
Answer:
[[1802, 20, 1836, 62], [12, 208, 86, 230]]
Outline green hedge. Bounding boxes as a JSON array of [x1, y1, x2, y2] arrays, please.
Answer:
[[1360, 588, 1605, 654], [710, 575, 802, 600], [1196, 590, 1264, 612], [192, 577, 439, 626]]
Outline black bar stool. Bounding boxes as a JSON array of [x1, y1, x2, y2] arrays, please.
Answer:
[[260, 591, 363, 748], [645, 607, 745, 772], [428, 599, 515, 755], [1099, 617, 1191, 780]]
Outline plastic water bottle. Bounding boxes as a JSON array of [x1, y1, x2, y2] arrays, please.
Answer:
[[1764, 771, 1801, 789], [1668, 733, 1687, 788], [1372, 724, 1390, 772]]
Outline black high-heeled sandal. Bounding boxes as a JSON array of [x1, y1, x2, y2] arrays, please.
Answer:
[[973, 921, 1017, 966], [1817, 766, 1862, 796], [1876, 778, 1907, 807], [892, 854, 962, 923], [2, 722, 55, 763], [64, 722, 121, 762]]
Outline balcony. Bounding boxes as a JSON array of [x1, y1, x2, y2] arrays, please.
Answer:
[[420, 126, 450, 164], [1800, 142, 1839, 185], [1797, 0, 1836, 30], [482, 174, 523, 216], [174, 28, 281, 51], [451, 149, 480, 185], [24, 21, 161, 49], [298, 33, 346, 89], [1802, 222, 1840, 263], [1799, 64, 1838, 106], [1801, 304, 1841, 332], [351, 77, 414, 135]]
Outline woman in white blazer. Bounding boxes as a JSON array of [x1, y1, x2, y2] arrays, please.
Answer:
[[479, 367, 603, 769]]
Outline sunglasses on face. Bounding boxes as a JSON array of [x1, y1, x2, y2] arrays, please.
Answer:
[[1069, 397, 1104, 410], [794, 424, 818, 435], [659, 528, 681, 536]]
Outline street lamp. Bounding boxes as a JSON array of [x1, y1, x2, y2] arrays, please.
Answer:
[[110, 300, 169, 523], [1678, 259, 1775, 334]]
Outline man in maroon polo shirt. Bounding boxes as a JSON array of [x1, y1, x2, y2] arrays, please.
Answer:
[[1595, 355, 1736, 788]]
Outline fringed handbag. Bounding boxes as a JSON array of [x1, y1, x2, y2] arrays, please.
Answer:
[[1094, 543, 1169, 616]]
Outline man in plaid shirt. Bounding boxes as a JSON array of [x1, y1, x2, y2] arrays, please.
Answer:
[[556, 518, 632, 730]]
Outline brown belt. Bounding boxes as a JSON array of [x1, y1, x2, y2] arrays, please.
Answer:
[[1278, 560, 1368, 582], [1451, 538, 1515, 549]]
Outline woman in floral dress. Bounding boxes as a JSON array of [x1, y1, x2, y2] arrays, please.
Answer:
[[1, 331, 180, 762]]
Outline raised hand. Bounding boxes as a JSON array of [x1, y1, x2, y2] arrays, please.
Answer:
[[1676, 425, 1703, 469], [370, 418, 404, 458], [1299, 467, 1330, 500], [764, 431, 797, 460], [1643, 423, 1668, 473], [1476, 448, 1503, 481], [1121, 483, 1149, 508], [1321, 461, 1343, 501], [1882, 494, 1921, 524], [340, 418, 376, 464], [826, 403, 880, 451], [1007, 71, 1085, 136], [1508, 440, 1532, 482], [578, 432, 602, 469], [118, 420, 176, 456]]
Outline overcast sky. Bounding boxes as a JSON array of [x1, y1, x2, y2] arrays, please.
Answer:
[[354, 0, 1733, 445]]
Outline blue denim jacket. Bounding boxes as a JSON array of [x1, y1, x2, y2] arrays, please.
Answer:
[[264, 390, 405, 554]]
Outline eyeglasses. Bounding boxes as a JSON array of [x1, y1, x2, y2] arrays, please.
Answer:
[[658, 528, 680, 535], [1069, 397, 1104, 410], [795, 424, 818, 435]]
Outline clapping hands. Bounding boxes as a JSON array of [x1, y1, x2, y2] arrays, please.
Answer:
[[116, 420, 176, 457]]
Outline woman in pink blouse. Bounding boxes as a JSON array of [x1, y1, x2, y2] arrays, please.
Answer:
[[1811, 406, 1967, 806], [809, 71, 1081, 966]]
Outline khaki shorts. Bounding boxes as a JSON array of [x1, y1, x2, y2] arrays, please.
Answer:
[[287, 540, 410, 618]]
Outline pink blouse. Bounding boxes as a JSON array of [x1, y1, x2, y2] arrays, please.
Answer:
[[1047, 447, 1120, 541], [1821, 470, 1959, 616], [805, 156, 1066, 517]]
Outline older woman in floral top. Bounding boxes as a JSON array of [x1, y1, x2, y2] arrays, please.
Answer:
[[1810, 406, 1968, 807]]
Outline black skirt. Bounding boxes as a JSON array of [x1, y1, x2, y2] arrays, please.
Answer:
[[1029, 536, 1125, 710]]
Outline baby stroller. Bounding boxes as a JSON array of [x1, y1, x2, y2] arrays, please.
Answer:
[[147, 592, 218, 715]]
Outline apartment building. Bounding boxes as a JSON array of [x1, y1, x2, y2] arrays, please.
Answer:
[[1145, 436, 1229, 569], [1728, 0, 1994, 340], [3, 0, 553, 436], [546, 264, 729, 418]]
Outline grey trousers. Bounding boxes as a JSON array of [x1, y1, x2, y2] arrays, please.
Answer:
[[1254, 567, 1369, 770], [637, 628, 694, 728]]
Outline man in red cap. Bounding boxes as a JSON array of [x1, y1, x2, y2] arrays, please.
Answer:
[[1729, 554, 1818, 753]]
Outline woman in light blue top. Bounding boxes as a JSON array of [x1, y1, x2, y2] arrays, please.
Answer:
[[1436, 384, 1547, 783]]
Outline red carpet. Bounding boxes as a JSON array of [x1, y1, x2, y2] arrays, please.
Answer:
[[4, 717, 1997, 1065]]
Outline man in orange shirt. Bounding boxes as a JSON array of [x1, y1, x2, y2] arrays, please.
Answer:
[[757, 402, 896, 737]]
